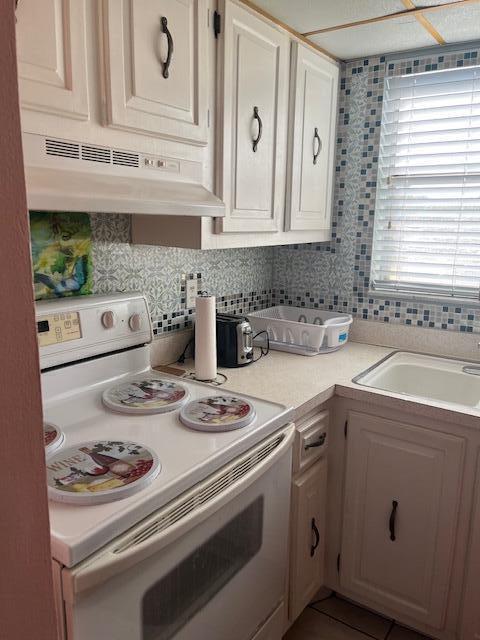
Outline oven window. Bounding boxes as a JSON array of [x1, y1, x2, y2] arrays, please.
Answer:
[[142, 497, 264, 640]]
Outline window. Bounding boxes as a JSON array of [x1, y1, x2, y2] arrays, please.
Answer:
[[371, 65, 480, 300]]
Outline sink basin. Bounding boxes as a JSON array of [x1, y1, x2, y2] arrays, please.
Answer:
[[353, 351, 480, 409]]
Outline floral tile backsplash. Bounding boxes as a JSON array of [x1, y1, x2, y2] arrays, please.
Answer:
[[90, 213, 273, 335]]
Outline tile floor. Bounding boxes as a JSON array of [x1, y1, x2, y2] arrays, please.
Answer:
[[284, 594, 432, 640]]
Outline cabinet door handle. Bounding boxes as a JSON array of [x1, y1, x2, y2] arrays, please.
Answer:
[[160, 16, 173, 79], [313, 127, 322, 164], [252, 106, 263, 152], [305, 433, 326, 450], [310, 518, 320, 557], [389, 500, 398, 541]]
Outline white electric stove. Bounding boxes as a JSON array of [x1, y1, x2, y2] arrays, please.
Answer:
[[38, 293, 294, 640]]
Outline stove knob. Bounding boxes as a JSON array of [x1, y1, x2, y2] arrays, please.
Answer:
[[101, 310, 116, 329], [129, 313, 142, 332]]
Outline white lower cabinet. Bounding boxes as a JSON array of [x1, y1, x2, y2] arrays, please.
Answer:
[[461, 458, 480, 640], [289, 457, 327, 623], [340, 411, 464, 629]]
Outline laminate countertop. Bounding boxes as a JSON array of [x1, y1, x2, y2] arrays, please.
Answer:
[[174, 342, 480, 429]]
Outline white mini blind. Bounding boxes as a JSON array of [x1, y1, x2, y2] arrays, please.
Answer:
[[371, 64, 480, 299]]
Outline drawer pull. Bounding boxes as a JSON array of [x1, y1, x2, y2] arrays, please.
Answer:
[[310, 518, 320, 557], [389, 500, 398, 541], [305, 433, 326, 450], [160, 16, 173, 79]]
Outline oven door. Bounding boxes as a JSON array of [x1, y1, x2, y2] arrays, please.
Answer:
[[62, 425, 294, 640]]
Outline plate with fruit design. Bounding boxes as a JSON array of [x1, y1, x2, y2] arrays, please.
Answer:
[[46, 440, 160, 505], [179, 396, 256, 432], [103, 378, 189, 414], [44, 422, 65, 456]]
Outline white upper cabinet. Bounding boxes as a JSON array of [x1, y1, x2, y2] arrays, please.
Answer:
[[99, 0, 208, 145], [341, 412, 464, 629], [16, 0, 89, 120], [216, 0, 289, 234], [286, 42, 338, 232]]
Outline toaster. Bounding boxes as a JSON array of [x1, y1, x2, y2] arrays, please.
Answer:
[[216, 313, 254, 367]]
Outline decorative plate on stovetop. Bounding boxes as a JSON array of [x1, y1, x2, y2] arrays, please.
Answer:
[[179, 395, 256, 432], [103, 378, 189, 415], [44, 422, 65, 456], [46, 440, 160, 505]]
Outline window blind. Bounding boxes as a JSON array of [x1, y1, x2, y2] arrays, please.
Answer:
[[371, 64, 480, 300]]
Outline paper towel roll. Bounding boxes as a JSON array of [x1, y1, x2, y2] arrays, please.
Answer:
[[195, 293, 217, 381]]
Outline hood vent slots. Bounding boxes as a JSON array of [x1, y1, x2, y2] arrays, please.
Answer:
[[112, 150, 140, 167], [45, 137, 140, 168], [81, 145, 111, 164], [45, 138, 80, 160]]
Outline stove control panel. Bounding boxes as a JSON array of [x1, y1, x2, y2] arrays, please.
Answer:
[[37, 311, 82, 347], [36, 293, 152, 370]]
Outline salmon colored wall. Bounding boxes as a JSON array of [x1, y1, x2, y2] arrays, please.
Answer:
[[0, 2, 58, 638]]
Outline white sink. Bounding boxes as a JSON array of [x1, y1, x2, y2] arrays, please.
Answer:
[[353, 351, 480, 409]]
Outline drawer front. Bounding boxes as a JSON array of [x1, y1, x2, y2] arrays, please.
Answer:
[[293, 410, 329, 475]]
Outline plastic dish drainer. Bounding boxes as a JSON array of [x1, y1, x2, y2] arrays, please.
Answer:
[[248, 306, 353, 356]]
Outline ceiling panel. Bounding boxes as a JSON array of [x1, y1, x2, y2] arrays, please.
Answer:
[[248, 0, 406, 34], [309, 15, 436, 60], [413, 0, 467, 6], [426, 4, 480, 43]]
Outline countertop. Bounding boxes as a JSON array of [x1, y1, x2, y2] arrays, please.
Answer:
[[172, 342, 480, 429]]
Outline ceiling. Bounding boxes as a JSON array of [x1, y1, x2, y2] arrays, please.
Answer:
[[247, 0, 480, 60]]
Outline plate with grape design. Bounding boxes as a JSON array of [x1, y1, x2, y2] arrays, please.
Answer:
[[46, 440, 160, 505], [44, 422, 65, 456], [103, 378, 189, 415], [179, 396, 256, 432]]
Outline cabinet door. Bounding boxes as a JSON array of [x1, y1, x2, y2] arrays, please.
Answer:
[[286, 42, 338, 232], [216, 0, 289, 233], [100, 0, 208, 145], [289, 458, 327, 622], [16, 0, 89, 120], [461, 458, 480, 640], [341, 412, 464, 628]]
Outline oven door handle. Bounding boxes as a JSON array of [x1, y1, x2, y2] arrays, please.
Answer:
[[62, 424, 295, 602]]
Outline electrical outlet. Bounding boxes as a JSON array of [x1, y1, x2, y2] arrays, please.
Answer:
[[186, 278, 198, 308]]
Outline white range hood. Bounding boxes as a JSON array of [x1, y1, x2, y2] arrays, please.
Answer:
[[23, 133, 225, 218]]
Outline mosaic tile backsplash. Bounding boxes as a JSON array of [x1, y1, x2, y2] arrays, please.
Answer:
[[90, 214, 273, 335], [51, 47, 480, 339], [273, 46, 480, 335]]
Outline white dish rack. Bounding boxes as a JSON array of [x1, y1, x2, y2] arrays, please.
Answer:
[[248, 306, 353, 356]]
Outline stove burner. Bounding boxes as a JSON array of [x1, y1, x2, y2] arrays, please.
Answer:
[[46, 440, 160, 505], [103, 378, 189, 415], [44, 422, 65, 456], [179, 395, 256, 432]]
